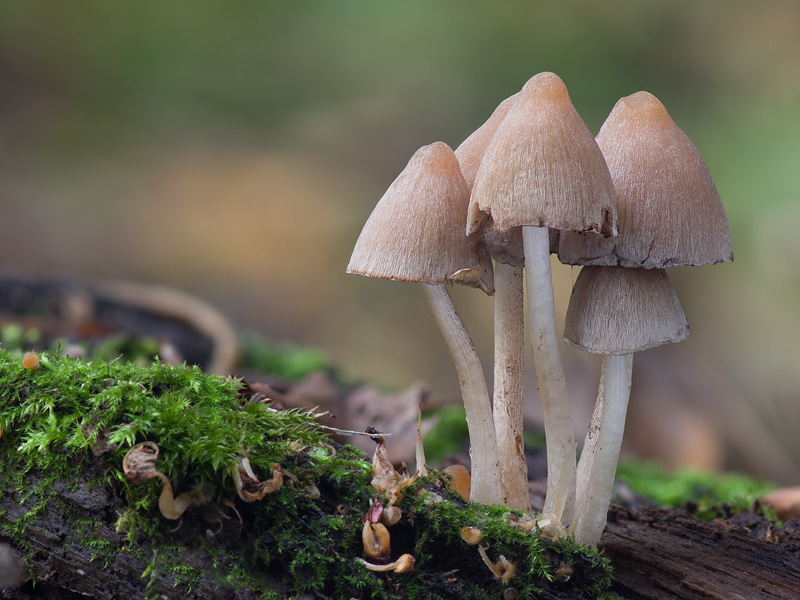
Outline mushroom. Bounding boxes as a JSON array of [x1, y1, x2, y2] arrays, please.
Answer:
[[460, 525, 483, 545], [559, 91, 732, 269], [356, 553, 415, 573], [456, 93, 531, 511], [477, 543, 516, 582], [565, 266, 688, 546], [468, 72, 617, 527], [348, 142, 502, 505], [558, 91, 732, 545], [21, 351, 40, 370]]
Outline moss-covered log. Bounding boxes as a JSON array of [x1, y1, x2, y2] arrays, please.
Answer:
[[0, 351, 611, 599]]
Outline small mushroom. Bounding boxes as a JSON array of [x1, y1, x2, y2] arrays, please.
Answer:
[[565, 266, 688, 546], [356, 553, 415, 574], [21, 351, 40, 370], [477, 543, 516, 583], [460, 526, 483, 545]]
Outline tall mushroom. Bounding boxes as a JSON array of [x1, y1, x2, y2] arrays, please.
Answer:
[[347, 141, 503, 505], [455, 92, 530, 510], [564, 266, 688, 546], [559, 91, 733, 545], [468, 72, 617, 527]]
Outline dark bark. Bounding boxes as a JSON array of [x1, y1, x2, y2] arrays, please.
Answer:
[[0, 469, 285, 600], [602, 504, 800, 600]]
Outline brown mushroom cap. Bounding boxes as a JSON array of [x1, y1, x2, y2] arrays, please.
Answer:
[[564, 266, 688, 355], [347, 141, 493, 293], [467, 72, 616, 236], [455, 92, 519, 191], [559, 91, 733, 268]]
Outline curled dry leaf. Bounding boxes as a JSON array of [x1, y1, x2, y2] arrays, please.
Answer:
[[370, 438, 418, 506], [122, 441, 161, 484], [122, 441, 208, 520], [231, 456, 283, 502]]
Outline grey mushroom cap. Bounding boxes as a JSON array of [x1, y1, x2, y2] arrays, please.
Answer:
[[347, 141, 494, 294], [467, 72, 617, 236], [564, 266, 689, 355], [559, 91, 733, 269]]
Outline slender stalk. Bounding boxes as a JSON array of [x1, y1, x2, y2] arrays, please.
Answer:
[[573, 353, 633, 547], [522, 226, 576, 527], [423, 283, 503, 505], [492, 261, 530, 511]]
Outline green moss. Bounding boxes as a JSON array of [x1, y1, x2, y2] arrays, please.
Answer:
[[422, 405, 469, 464], [616, 460, 777, 519], [239, 332, 329, 380], [0, 349, 611, 598]]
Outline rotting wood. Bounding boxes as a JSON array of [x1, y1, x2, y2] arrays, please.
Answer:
[[602, 504, 800, 600]]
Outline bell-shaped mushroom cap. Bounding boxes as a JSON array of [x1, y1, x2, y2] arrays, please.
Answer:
[[560, 91, 733, 268], [347, 142, 493, 294], [467, 72, 617, 236], [564, 266, 688, 355], [455, 92, 519, 190]]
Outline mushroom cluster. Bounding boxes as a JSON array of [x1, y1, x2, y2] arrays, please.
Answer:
[[348, 75, 731, 546]]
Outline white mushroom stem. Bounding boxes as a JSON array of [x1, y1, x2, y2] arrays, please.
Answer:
[[573, 353, 633, 547], [522, 226, 576, 527], [423, 283, 503, 505], [492, 261, 530, 511]]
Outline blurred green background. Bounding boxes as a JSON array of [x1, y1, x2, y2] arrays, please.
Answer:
[[1, 1, 799, 482]]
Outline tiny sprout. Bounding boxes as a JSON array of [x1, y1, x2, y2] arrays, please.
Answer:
[[460, 526, 483, 546], [21, 352, 40, 370], [477, 544, 516, 583], [356, 553, 415, 574], [555, 559, 573, 582]]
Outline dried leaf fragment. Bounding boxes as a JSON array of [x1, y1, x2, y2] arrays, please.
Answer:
[[232, 456, 283, 502], [122, 441, 207, 520]]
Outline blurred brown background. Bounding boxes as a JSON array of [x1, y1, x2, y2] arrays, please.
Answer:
[[1, 1, 799, 482]]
